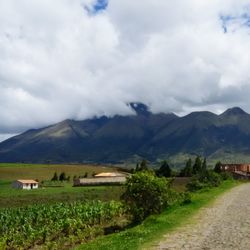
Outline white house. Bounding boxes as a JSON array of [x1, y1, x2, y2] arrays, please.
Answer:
[[12, 180, 39, 190]]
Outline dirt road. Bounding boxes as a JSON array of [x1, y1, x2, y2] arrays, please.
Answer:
[[155, 183, 250, 250]]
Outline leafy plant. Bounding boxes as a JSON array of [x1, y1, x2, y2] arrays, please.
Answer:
[[122, 171, 178, 222]]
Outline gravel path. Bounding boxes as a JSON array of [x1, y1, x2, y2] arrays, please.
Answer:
[[155, 183, 250, 250]]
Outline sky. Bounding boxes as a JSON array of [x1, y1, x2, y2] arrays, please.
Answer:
[[1, 0, 250, 141]]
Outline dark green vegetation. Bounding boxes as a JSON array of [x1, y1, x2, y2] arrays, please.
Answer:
[[0, 201, 125, 249], [1, 104, 250, 163], [78, 180, 238, 250], [123, 172, 179, 222]]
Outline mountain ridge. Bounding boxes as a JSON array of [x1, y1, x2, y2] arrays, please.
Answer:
[[1, 104, 250, 164]]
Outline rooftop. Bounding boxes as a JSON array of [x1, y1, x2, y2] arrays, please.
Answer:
[[16, 180, 39, 184], [94, 172, 126, 177]]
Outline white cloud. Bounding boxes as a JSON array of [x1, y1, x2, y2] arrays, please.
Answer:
[[1, 0, 250, 138]]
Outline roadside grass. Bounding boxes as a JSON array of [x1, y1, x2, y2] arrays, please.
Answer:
[[77, 180, 239, 250]]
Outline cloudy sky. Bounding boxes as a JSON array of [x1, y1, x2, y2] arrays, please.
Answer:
[[1, 0, 250, 141]]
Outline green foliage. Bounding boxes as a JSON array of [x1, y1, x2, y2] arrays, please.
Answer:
[[200, 170, 222, 187], [0, 200, 125, 249], [214, 161, 222, 173], [179, 158, 192, 177], [201, 158, 207, 173], [192, 156, 202, 174], [51, 172, 58, 181], [179, 192, 192, 205], [122, 171, 178, 222], [220, 171, 233, 180], [186, 177, 206, 191], [135, 159, 149, 172], [156, 161, 172, 177], [187, 170, 222, 191], [59, 172, 67, 181]]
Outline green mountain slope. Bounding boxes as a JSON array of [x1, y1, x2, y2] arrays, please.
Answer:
[[1, 104, 250, 163]]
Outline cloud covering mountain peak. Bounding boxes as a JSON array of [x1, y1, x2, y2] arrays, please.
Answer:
[[1, 0, 250, 139]]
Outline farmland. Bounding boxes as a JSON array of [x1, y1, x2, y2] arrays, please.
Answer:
[[0, 163, 125, 208], [0, 163, 191, 249], [0, 200, 126, 249]]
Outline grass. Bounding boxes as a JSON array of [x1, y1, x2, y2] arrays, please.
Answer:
[[0, 163, 118, 181], [0, 180, 124, 208], [77, 180, 240, 250], [0, 163, 125, 208]]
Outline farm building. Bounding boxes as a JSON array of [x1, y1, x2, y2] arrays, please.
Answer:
[[94, 172, 126, 178], [12, 180, 39, 190], [73, 172, 128, 186], [221, 164, 250, 173]]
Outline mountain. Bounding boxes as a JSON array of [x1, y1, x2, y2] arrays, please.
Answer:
[[1, 104, 250, 164]]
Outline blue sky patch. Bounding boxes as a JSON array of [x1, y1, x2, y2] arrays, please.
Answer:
[[84, 0, 108, 15], [93, 0, 108, 13], [220, 12, 250, 33]]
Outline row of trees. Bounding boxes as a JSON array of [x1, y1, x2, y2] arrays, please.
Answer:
[[51, 172, 70, 182], [134, 157, 222, 179]]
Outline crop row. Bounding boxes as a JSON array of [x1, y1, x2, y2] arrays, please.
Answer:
[[0, 200, 125, 249]]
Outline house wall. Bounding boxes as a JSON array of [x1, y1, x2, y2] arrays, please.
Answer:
[[221, 164, 250, 173], [74, 177, 126, 186], [12, 182, 38, 190]]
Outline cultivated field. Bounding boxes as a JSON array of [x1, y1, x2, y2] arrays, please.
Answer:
[[0, 163, 124, 208], [0, 163, 118, 180]]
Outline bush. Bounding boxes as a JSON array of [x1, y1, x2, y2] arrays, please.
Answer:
[[201, 170, 222, 187], [187, 170, 222, 192], [220, 171, 233, 180], [179, 192, 192, 205], [122, 171, 177, 222], [186, 177, 206, 191]]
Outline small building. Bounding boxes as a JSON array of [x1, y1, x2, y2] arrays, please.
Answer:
[[12, 180, 39, 190], [221, 164, 250, 173], [221, 164, 250, 180], [94, 172, 126, 178], [73, 172, 128, 186]]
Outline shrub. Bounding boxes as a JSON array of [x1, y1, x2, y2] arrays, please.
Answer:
[[122, 171, 177, 222], [186, 177, 206, 191], [200, 170, 222, 187], [156, 161, 172, 177], [220, 171, 233, 180], [187, 170, 222, 192], [180, 192, 192, 205]]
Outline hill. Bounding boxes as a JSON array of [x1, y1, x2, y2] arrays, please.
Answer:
[[1, 103, 250, 164]]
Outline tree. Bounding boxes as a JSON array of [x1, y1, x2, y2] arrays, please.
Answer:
[[179, 158, 192, 177], [59, 172, 66, 181], [192, 156, 202, 174], [214, 161, 222, 173], [135, 159, 149, 172], [122, 171, 174, 222], [201, 158, 207, 173], [51, 172, 58, 181], [156, 161, 172, 177], [84, 172, 88, 178]]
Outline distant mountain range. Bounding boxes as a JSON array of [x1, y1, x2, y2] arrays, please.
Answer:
[[1, 103, 250, 164]]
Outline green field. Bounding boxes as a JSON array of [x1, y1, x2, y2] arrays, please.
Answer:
[[0, 163, 125, 208], [0, 163, 118, 181]]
